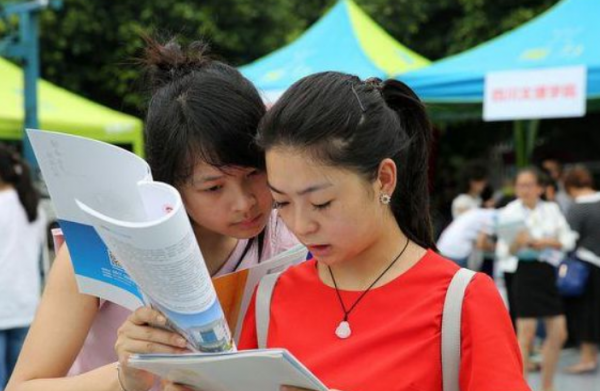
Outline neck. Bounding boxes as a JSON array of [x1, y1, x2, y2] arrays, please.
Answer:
[[319, 215, 426, 290], [0, 182, 13, 191], [523, 199, 539, 209], [192, 223, 239, 276]]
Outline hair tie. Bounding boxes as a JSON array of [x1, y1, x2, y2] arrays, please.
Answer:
[[365, 77, 384, 92], [14, 164, 23, 176]]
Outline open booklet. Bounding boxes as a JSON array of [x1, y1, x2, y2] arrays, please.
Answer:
[[495, 216, 528, 245], [27, 129, 307, 349], [128, 349, 328, 391]]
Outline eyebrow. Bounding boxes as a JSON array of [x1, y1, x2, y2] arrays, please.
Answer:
[[268, 182, 333, 196], [194, 175, 225, 184]]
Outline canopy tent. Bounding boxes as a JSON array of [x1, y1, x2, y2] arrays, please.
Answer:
[[240, 0, 430, 103], [401, 0, 600, 109], [399, 0, 600, 166], [0, 57, 144, 155]]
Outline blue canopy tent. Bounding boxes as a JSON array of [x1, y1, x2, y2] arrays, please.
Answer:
[[402, 0, 599, 105], [240, 0, 430, 103], [399, 0, 600, 165]]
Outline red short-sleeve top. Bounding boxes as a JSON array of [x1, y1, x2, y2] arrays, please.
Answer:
[[239, 250, 530, 391]]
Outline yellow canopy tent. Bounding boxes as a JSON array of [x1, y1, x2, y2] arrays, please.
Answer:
[[0, 56, 144, 155]]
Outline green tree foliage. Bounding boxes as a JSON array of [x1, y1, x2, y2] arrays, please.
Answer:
[[1, 0, 558, 114], [2, 0, 310, 114]]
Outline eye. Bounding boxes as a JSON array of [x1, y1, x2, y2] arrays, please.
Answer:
[[312, 201, 332, 211], [246, 169, 262, 178], [203, 185, 223, 193], [273, 201, 289, 209]]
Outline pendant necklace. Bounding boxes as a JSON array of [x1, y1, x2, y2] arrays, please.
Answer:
[[329, 237, 410, 339]]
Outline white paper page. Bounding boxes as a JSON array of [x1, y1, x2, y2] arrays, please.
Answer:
[[27, 129, 149, 308], [129, 349, 327, 391], [495, 218, 528, 245], [77, 182, 233, 352]]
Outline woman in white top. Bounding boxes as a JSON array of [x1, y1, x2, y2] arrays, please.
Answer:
[[451, 162, 488, 219], [496, 167, 576, 391], [0, 145, 46, 389]]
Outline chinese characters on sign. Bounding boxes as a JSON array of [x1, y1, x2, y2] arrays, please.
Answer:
[[484, 66, 587, 121]]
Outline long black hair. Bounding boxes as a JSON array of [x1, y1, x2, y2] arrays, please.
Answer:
[[140, 36, 266, 187], [0, 144, 39, 222], [257, 72, 435, 249]]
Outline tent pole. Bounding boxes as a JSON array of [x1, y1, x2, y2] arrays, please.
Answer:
[[513, 121, 525, 168], [526, 119, 540, 163]]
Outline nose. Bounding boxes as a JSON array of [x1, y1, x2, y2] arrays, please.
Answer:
[[288, 206, 318, 238], [232, 184, 257, 214]]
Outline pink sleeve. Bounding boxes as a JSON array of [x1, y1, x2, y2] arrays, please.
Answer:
[[51, 228, 65, 250], [269, 211, 299, 255], [256, 210, 300, 264], [459, 274, 530, 391]]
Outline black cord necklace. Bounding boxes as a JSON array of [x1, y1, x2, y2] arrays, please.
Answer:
[[328, 237, 410, 339]]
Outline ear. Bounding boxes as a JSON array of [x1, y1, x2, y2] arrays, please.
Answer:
[[376, 158, 397, 198]]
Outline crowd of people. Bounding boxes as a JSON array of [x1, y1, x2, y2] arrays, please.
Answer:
[[438, 160, 600, 391], [0, 36, 598, 391]]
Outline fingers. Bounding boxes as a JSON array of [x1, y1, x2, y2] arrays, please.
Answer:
[[118, 337, 188, 356], [129, 306, 168, 327], [115, 307, 188, 361], [123, 323, 188, 350]]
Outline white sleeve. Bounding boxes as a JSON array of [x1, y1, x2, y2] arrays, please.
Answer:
[[452, 195, 473, 219]]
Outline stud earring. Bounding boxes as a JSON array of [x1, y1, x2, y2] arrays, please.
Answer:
[[380, 193, 391, 205]]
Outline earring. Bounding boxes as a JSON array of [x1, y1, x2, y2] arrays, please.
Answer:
[[379, 193, 391, 205]]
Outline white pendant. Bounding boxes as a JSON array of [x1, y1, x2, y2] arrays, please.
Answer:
[[335, 320, 352, 339]]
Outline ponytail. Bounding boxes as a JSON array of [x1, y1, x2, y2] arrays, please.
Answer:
[[0, 145, 40, 222], [381, 80, 435, 250]]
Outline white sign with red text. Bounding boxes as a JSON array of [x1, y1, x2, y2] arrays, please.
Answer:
[[484, 66, 587, 121]]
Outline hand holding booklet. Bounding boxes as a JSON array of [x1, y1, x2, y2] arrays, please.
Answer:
[[28, 129, 307, 350], [128, 349, 328, 391]]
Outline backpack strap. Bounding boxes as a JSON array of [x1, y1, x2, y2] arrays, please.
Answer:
[[255, 272, 282, 349], [442, 268, 476, 391]]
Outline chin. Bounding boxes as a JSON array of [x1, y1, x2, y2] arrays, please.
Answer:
[[230, 223, 267, 240]]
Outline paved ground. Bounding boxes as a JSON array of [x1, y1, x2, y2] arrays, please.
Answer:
[[527, 348, 600, 391]]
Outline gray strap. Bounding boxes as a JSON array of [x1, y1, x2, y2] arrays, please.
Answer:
[[441, 268, 476, 391], [255, 272, 282, 349]]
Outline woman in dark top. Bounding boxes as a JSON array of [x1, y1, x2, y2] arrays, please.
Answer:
[[564, 165, 600, 374]]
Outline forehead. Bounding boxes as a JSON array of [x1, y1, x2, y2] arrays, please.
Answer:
[[266, 148, 349, 189], [516, 172, 539, 184], [191, 161, 253, 178]]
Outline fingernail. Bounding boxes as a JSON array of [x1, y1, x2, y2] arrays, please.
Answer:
[[177, 337, 187, 347], [157, 315, 167, 325]]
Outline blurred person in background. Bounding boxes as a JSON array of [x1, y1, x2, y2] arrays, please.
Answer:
[[437, 207, 496, 268], [496, 167, 576, 391], [541, 158, 573, 214], [0, 145, 46, 390], [563, 166, 600, 374], [451, 161, 488, 219]]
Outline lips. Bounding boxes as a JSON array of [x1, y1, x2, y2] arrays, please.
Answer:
[[307, 244, 332, 257], [235, 213, 263, 228]]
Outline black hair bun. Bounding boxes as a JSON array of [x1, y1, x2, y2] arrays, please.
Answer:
[[140, 35, 212, 93]]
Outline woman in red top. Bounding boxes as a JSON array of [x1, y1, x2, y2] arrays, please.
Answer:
[[241, 73, 530, 391], [169, 72, 529, 391]]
